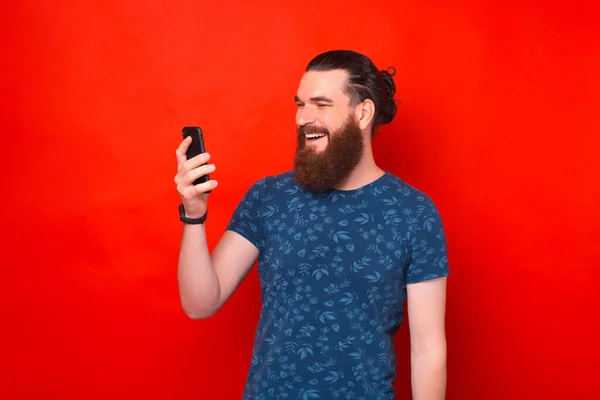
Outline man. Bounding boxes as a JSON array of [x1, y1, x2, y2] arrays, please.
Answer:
[[174, 50, 449, 400]]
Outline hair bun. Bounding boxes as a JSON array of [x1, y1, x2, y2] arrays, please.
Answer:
[[378, 67, 398, 125]]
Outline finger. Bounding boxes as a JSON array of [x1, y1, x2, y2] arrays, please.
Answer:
[[193, 179, 219, 194], [180, 179, 217, 200], [175, 156, 210, 186], [181, 152, 211, 173], [176, 136, 193, 169], [183, 163, 216, 185]]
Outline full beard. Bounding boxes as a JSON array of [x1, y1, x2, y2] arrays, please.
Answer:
[[293, 115, 364, 192]]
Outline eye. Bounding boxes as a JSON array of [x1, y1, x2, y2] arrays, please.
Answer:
[[316, 104, 329, 108]]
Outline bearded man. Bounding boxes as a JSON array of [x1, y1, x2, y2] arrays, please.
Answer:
[[174, 50, 450, 400]]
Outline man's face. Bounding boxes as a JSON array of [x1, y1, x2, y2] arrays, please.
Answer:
[[293, 70, 365, 192]]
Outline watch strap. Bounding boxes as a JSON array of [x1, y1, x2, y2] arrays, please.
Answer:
[[179, 204, 207, 224]]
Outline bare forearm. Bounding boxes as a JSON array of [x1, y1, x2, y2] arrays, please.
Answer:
[[411, 346, 447, 400], [178, 223, 220, 319]]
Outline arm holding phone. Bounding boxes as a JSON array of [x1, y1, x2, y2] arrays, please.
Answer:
[[174, 129, 258, 319]]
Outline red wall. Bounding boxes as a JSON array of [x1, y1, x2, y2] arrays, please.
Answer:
[[2, 1, 598, 399]]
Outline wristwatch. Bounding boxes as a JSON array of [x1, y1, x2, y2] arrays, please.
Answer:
[[179, 204, 207, 224]]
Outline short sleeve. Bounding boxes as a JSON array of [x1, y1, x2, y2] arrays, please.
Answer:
[[226, 178, 266, 250], [406, 196, 450, 284]]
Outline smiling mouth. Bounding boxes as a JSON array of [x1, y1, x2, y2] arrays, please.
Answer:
[[305, 133, 327, 141]]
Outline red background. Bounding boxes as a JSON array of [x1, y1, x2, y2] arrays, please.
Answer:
[[1, 1, 599, 399]]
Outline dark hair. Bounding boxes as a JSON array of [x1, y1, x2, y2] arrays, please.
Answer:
[[306, 49, 398, 134]]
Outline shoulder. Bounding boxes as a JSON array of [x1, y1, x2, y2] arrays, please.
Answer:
[[242, 170, 297, 200], [261, 170, 296, 188], [381, 171, 434, 201], [247, 170, 295, 191], [380, 171, 443, 216]]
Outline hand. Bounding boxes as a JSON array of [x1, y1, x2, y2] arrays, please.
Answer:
[[174, 136, 218, 218]]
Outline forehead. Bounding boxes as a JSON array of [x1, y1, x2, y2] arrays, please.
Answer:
[[296, 69, 350, 102]]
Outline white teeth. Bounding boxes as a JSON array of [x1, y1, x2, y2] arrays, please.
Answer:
[[305, 133, 326, 139]]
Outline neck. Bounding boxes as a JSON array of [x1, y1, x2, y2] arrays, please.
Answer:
[[334, 139, 384, 191]]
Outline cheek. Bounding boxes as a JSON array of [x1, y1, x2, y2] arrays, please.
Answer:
[[320, 110, 344, 132]]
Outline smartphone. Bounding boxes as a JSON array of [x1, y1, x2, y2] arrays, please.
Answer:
[[182, 126, 211, 191]]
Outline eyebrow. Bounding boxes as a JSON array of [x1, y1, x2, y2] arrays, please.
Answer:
[[295, 95, 334, 104]]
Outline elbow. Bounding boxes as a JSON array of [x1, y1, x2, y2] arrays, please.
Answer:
[[411, 342, 447, 375], [411, 337, 447, 359], [184, 307, 217, 320], [179, 288, 221, 320], [181, 302, 219, 320]]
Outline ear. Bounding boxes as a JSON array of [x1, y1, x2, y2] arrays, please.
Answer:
[[355, 99, 375, 130]]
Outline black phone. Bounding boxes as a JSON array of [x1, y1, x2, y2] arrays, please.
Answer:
[[182, 126, 211, 191]]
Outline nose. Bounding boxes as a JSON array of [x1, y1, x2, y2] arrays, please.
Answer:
[[295, 105, 315, 127]]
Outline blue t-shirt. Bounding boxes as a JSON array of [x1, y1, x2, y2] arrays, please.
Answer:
[[226, 170, 449, 400]]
